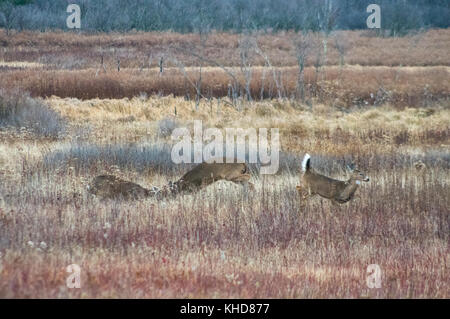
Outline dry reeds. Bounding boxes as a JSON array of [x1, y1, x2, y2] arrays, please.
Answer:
[[1, 66, 448, 107]]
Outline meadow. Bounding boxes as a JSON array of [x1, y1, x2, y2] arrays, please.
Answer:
[[0, 28, 449, 298]]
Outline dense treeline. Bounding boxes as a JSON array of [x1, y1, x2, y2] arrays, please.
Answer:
[[0, 0, 448, 34]]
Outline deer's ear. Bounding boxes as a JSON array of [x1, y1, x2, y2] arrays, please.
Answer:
[[346, 164, 354, 172]]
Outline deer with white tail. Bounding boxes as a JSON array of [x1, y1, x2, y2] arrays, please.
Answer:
[[296, 154, 369, 205]]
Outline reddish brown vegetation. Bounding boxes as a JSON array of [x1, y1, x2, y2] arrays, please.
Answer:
[[1, 66, 448, 107], [0, 155, 448, 297], [1, 29, 449, 68]]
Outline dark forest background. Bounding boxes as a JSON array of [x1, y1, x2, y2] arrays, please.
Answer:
[[0, 0, 449, 35]]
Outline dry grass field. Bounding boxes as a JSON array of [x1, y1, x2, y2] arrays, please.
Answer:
[[1, 29, 449, 68], [0, 28, 449, 298]]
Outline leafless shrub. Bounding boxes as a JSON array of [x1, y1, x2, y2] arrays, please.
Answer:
[[333, 32, 349, 67], [0, 89, 66, 138], [239, 34, 257, 101], [41, 142, 184, 176], [293, 32, 313, 101]]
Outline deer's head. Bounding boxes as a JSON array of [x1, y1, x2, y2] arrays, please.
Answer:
[[347, 163, 370, 184]]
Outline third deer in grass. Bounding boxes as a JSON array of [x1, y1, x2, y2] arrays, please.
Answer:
[[170, 160, 254, 194], [88, 175, 160, 200], [296, 154, 369, 205]]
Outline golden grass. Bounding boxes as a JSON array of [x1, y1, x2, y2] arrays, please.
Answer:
[[44, 96, 450, 156]]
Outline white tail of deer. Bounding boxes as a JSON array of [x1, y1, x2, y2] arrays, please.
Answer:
[[296, 153, 369, 205]]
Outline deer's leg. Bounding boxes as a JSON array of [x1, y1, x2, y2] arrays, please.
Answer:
[[181, 181, 202, 194], [330, 199, 341, 206], [200, 177, 215, 189], [297, 185, 313, 210], [296, 185, 310, 200], [231, 173, 251, 182], [234, 180, 254, 191], [231, 174, 254, 191]]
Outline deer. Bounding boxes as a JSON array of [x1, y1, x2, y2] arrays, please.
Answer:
[[169, 160, 254, 194], [296, 154, 369, 205], [87, 175, 160, 200], [88, 160, 254, 199]]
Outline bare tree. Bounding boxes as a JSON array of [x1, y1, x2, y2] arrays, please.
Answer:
[[189, 1, 214, 111], [95, 52, 108, 77], [310, 34, 324, 99], [140, 53, 153, 73], [254, 44, 284, 100], [0, 1, 445, 34], [148, 53, 153, 71], [293, 32, 312, 101], [333, 32, 349, 68], [159, 56, 164, 75], [238, 34, 257, 102], [317, 0, 339, 79], [0, 1, 18, 36]]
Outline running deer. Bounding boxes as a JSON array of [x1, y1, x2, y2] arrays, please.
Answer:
[[296, 154, 369, 205], [169, 160, 254, 193], [87, 175, 160, 199], [88, 161, 254, 199]]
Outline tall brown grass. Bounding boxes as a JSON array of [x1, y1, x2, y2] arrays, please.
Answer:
[[1, 66, 449, 107]]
